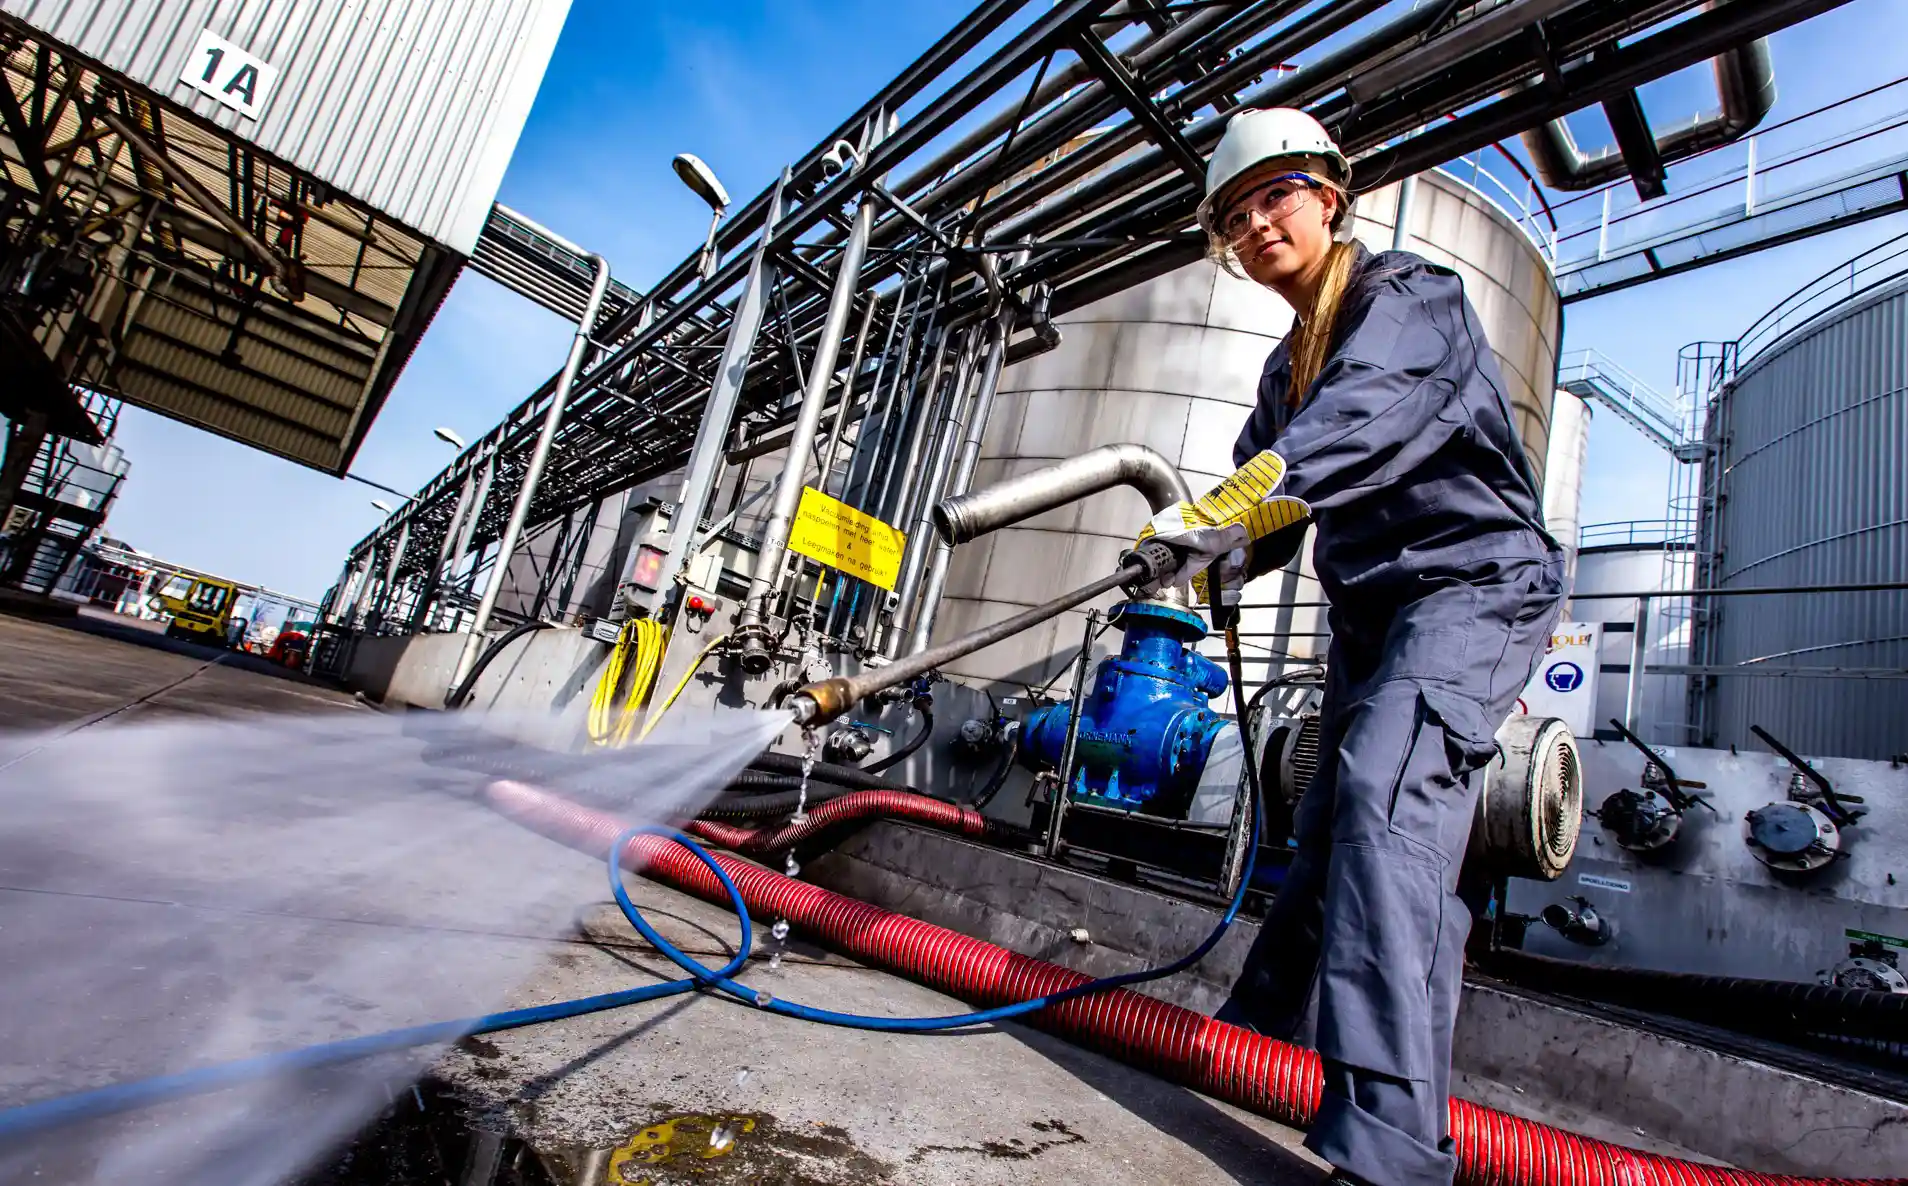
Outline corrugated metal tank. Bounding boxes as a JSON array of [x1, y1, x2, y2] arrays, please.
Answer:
[[1, 0, 570, 252], [1704, 275, 1908, 759], [934, 171, 1561, 689]]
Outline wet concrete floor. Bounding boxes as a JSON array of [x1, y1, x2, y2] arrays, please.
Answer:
[[0, 608, 1327, 1184]]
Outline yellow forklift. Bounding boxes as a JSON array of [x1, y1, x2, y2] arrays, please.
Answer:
[[150, 574, 241, 647]]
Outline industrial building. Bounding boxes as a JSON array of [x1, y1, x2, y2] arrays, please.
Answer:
[[5, 1, 1908, 1183]]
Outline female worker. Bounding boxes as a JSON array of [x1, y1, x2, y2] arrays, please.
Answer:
[[1132, 109, 1565, 1186]]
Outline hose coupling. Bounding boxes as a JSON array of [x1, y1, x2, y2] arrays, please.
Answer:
[[1118, 540, 1179, 596], [790, 677, 855, 727], [734, 623, 775, 674]]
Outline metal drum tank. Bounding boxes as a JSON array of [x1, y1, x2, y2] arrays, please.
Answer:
[[1570, 537, 1694, 746], [1703, 275, 1908, 760], [934, 170, 1562, 690]]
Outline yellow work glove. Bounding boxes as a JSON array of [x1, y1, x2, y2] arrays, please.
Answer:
[[1130, 450, 1310, 605]]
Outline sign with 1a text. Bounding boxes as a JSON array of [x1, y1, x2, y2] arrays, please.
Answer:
[[181, 29, 278, 119]]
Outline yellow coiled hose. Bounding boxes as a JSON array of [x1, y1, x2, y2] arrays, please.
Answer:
[[588, 618, 665, 748]]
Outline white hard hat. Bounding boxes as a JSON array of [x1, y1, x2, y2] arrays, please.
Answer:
[[1197, 108, 1348, 232]]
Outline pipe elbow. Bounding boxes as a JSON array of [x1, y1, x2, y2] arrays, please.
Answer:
[[932, 443, 1191, 546]]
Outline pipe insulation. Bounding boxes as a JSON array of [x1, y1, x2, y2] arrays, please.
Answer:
[[484, 779, 1905, 1186]]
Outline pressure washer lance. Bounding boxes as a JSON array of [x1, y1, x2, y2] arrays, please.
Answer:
[[788, 541, 1181, 727]]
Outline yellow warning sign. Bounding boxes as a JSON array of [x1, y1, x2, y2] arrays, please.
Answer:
[[788, 486, 906, 591]]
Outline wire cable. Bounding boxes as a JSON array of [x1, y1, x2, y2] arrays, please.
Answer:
[[637, 632, 728, 743]]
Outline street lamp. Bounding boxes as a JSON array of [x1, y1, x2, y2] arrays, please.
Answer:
[[370, 499, 394, 514], [674, 153, 730, 281], [433, 426, 466, 450]]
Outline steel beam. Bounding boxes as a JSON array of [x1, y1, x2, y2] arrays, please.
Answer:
[[640, 172, 789, 617]]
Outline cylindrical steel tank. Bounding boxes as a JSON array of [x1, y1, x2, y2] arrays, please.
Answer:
[[1569, 539, 1693, 746], [1704, 275, 1908, 759], [933, 171, 1562, 689], [1544, 390, 1592, 592]]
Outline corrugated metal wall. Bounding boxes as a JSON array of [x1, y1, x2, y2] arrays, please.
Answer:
[[2, 0, 570, 253], [1707, 275, 1908, 759]]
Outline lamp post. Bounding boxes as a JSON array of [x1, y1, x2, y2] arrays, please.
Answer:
[[674, 153, 730, 281]]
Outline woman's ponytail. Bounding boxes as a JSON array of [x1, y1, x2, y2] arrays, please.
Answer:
[[1284, 239, 1357, 408]]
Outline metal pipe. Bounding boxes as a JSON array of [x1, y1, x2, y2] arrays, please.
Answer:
[[413, 470, 476, 631], [377, 521, 409, 625], [882, 333, 979, 655], [865, 265, 943, 519], [932, 442, 1190, 546], [819, 291, 884, 495], [1520, 5, 1776, 192], [737, 191, 877, 672], [643, 171, 789, 617], [450, 458, 496, 588], [449, 253, 612, 694], [1571, 579, 1908, 600], [1390, 174, 1418, 252], [1625, 595, 1651, 734], [1045, 610, 1099, 859], [884, 332, 955, 550], [882, 328, 953, 526], [907, 313, 1012, 655], [792, 552, 1159, 727]]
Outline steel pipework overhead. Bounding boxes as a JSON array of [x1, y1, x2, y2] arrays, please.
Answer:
[[737, 189, 878, 670], [1520, 3, 1777, 197], [932, 442, 1191, 547]]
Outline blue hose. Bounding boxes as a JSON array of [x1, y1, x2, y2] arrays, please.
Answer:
[[0, 750, 1262, 1139]]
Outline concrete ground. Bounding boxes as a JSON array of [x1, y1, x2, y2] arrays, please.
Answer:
[[0, 608, 1328, 1185], [0, 606, 362, 730]]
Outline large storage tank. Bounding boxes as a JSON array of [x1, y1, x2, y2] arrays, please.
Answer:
[[1703, 275, 1908, 759], [934, 170, 1562, 688], [1570, 538, 1693, 746], [1544, 390, 1592, 590]]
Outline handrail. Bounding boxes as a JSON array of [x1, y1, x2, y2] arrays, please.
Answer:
[[1735, 231, 1908, 364]]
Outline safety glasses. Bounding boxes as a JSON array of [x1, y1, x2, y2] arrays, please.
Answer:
[[1219, 172, 1321, 241]]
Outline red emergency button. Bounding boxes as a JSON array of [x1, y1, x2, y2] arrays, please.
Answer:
[[687, 595, 712, 614]]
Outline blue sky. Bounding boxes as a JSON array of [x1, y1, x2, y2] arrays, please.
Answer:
[[98, 0, 1908, 600]]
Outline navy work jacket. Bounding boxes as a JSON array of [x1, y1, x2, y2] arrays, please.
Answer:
[[1233, 244, 1560, 604]]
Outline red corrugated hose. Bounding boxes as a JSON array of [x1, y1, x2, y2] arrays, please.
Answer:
[[687, 788, 988, 852], [484, 779, 1905, 1186]]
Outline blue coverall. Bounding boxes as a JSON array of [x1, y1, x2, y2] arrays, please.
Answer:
[[1216, 244, 1565, 1186]]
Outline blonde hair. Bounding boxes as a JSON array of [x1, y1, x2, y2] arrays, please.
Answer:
[[1283, 240, 1358, 409]]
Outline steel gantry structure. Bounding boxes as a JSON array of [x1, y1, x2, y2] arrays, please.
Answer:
[[335, 0, 1854, 662]]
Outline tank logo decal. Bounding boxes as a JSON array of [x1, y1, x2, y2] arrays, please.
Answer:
[[1543, 661, 1585, 693]]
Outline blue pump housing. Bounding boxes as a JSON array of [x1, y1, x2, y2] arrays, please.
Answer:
[[1023, 601, 1229, 811]]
